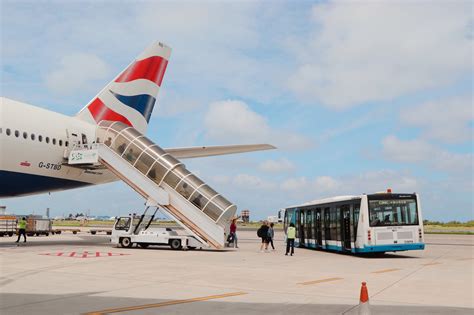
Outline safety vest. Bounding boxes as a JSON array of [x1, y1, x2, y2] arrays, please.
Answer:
[[287, 226, 296, 239], [18, 219, 27, 229]]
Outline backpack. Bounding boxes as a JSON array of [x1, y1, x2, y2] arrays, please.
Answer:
[[257, 227, 263, 238]]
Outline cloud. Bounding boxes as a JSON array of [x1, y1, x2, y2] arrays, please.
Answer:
[[45, 53, 110, 95], [281, 170, 419, 197], [382, 135, 473, 174], [258, 158, 296, 173], [232, 174, 277, 191], [400, 96, 473, 144], [287, 2, 472, 109], [204, 100, 313, 150]]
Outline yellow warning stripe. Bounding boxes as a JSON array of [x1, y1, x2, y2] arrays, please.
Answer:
[[84, 291, 247, 315], [298, 277, 343, 285], [371, 268, 400, 274]]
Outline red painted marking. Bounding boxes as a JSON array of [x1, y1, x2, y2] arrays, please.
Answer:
[[38, 252, 130, 258], [20, 161, 31, 167], [115, 56, 168, 86], [87, 98, 132, 126]]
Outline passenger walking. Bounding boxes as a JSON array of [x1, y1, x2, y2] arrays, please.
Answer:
[[227, 218, 238, 248], [16, 217, 27, 243], [258, 221, 270, 252], [285, 223, 296, 256], [268, 222, 275, 250]]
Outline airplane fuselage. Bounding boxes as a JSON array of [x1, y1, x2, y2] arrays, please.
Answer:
[[0, 98, 117, 197]]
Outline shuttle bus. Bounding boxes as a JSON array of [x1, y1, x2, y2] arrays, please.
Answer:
[[283, 191, 425, 254]]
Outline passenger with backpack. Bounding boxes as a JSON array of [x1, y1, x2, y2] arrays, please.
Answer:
[[268, 222, 275, 250], [257, 221, 270, 252]]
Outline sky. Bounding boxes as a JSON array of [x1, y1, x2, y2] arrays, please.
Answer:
[[1, 0, 473, 221]]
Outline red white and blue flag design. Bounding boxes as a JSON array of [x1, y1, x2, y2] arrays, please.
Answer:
[[75, 42, 171, 133]]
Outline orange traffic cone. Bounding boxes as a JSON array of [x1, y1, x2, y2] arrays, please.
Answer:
[[358, 281, 371, 315]]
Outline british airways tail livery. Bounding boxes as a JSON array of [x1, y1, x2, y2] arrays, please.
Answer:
[[0, 41, 275, 198], [76, 42, 170, 133]]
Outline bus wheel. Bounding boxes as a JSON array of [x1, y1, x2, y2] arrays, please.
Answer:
[[120, 237, 132, 248], [170, 239, 182, 250]]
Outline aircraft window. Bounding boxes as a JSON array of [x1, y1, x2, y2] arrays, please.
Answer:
[[23, 132, 28, 139], [52, 138, 56, 145], [65, 141, 69, 147], [6, 128, 11, 136], [59, 140, 63, 146], [38, 135, 43, 142], [46, 137, 50, 144], [0, 128, 2, 134], [15, 130, 19, 137], [31, 134, 35, 141]]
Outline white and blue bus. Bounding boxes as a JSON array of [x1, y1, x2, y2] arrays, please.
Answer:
[[283, 191, 425, 254]]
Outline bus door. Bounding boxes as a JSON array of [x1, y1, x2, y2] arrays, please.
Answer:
[[299, 210, 305, 247], [315, 209, 322, 247], [324, 208, 330, 245], [341, 206, 351, 251]]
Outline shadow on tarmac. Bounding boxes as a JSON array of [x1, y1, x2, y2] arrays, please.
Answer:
[[0, 293, 471, 315]]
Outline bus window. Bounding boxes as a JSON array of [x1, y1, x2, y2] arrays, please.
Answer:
[[324, 207, 331, 241], [306, 210, 313, 240], [329, 208, 337, 241], [368, 197, 418, 226], [353, 204, 360, 241]]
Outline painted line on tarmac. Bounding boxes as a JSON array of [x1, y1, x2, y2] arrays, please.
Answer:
[[457, 258, 473, 261], [298, 277, 343, 285], [83, 291, 247, 315], [421, 262, 442, 266], [371, 268, 400, 274], [426, 243, 473, 247]]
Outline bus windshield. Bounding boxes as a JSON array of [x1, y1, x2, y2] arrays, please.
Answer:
[[368, 197, 418, 227]]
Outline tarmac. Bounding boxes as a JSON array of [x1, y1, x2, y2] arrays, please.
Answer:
[[0, 230, 473, 314]]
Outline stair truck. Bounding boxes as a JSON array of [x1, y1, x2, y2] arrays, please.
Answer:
[[111, 203, 206, 250]]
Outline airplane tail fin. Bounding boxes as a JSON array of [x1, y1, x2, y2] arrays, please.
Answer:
[[75, 41, 171, 133]]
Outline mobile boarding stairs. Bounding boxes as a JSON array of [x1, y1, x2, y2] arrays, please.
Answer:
[[66, 121, 238, 249]]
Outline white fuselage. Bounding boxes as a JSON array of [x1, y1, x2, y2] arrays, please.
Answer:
[[0, 97, 117, 197]]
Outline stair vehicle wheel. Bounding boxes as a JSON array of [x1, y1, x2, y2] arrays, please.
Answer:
[[120, 237, 132, 248], [138, 243, 149, 249], [91, 231, 96, 235], [170, 239, 182, 250]]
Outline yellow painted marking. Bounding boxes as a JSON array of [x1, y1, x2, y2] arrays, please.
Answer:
[[371, 268, 400, 274], [298, 277, 343, 285], [421, 262, 441, 266], [83, 291, 247, 315]]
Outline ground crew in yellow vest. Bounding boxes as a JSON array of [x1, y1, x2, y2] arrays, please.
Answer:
[[16, 217, 27, 243], [285, 223, 296, 256]]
